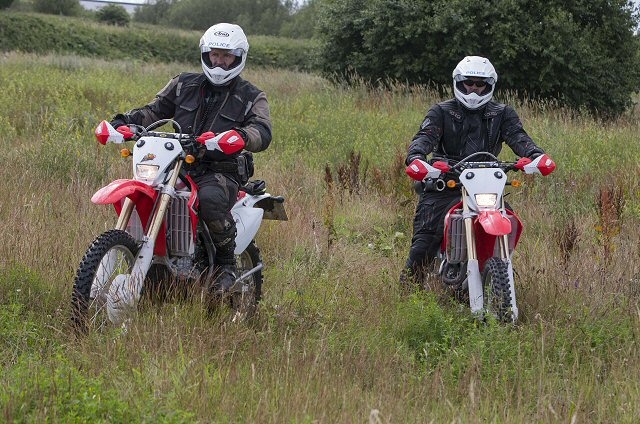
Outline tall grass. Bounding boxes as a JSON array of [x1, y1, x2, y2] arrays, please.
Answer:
[[0, 52, 639, 422]]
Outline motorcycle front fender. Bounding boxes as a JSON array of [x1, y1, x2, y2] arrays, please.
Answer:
[[477, 210, 512, 236], [91, 179, 166, 255], [91, 179, 157, 208]]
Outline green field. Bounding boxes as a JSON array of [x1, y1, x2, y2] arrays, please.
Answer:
[[0, 51, 639, 422]]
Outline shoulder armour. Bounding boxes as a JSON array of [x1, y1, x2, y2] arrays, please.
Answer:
[[438, 99, 463, 121], [484, 101, 506, 118], [232, 76, 264, 102]]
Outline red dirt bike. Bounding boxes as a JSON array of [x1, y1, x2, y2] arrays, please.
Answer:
[[71, 119, 287, 331], [406, 152, 555, 322]]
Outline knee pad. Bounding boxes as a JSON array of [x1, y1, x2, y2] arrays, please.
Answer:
[[205, 217, 234, 234]]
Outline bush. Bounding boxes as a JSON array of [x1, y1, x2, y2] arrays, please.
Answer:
[[317, 0, 640, 118], [134, 0, 173, 25], [0, 12, 320, 72], [0, 0, 15, 10], [137, 0, 293, 35], [96, 4, 130, 26], [33, 0, 81, 16]]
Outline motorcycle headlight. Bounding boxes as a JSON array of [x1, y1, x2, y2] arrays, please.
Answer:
[[475, 193, 497, 207], [136, 164, 159, 180]]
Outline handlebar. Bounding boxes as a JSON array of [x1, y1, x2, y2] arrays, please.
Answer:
[[117, 120, 202, 155], [123, 119, 193, 143], [408, 152, 555, 185], [114, 119, 247, 157], [442, 152, 518, 175]]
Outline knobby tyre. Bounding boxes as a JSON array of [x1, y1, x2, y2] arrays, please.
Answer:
[[231, 240, 262, 319], [481, 257, 514, 323], [71, 229, 138, 333]]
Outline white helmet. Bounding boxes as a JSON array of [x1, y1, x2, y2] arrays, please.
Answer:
[[199, 23, 249, 86], [452, 56, 498, 110]]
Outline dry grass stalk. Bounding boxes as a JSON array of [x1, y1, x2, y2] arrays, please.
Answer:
[[557, 218, 580, 265], [323, 163, 336, 248], [595, 181, 625, 262]]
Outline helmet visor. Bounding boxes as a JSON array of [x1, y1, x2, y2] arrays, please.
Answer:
[[454, 74, 495, 85], [201, 48, 244, 70], [455, 78, 493, 95], [200, 45, 244, 56]]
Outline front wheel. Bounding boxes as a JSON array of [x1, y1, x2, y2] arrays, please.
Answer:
[[231, 241, 263, 320], [481, 257, 514, 323], [71, 229, 138, 333]]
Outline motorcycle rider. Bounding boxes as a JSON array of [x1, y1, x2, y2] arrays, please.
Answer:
[[109, 23, 272, 295], [401, 55, 545, 290]]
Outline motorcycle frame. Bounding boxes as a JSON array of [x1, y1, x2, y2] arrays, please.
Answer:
[[84, 120, 289, 326], [409, 152, 555, 322], [97, 161, 286, 291], [115, 159, 185, 299], [451, 168, 523, 318]]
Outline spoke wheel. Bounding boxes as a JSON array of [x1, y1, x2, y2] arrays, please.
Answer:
[[481, 257, 514, 323], [231, 241, 262, 321], [71, 229, 138, 333]]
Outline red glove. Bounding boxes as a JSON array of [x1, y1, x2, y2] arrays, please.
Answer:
[[116, 125, 135, 140], [514, 157, 532, 171], [432, 160, 450, 173], [196, 131, 216, 144]]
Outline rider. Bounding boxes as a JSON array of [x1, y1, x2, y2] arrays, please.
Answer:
[[109, 23, 272, 294], [400, 55, 546, 289]]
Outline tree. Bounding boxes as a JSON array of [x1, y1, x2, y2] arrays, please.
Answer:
[[134, 0, 175, 25], [134, 0, 295, 36], [317, 0, 640, 118], [0, 0, 16, 10], [96, 4, 130, 26], [280, 0, 323, 39], [33, 0, 81, 16]]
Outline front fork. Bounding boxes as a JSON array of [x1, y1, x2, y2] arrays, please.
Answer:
[[463, 190, 517, 316], [462, 188, 484, 315], [115, 160, 183, 303]]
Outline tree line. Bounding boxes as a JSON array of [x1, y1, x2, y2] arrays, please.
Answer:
[[3, 0, 639, 118]]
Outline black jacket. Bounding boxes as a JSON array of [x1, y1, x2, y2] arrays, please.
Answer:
[[112, 73, 272, 161], [406, 99, 543, 163]]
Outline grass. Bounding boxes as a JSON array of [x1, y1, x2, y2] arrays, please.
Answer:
[[0, 51, 639, 422]]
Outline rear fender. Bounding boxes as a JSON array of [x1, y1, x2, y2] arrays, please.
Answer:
[[231, 193, 287, 254], [232, 207, 263, 254], [234, 193, 288, 221], [255, 196, 287, 221]]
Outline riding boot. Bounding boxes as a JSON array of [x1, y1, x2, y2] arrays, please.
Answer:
[[213, 263, 237, 293], [206, 218, 238, 294], [400, 255, 436, 293], [399, 267, 420, 294]]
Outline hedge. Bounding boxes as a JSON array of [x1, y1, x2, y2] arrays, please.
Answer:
[[0, 11, 320, 72]]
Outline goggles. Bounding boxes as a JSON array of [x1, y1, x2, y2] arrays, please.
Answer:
[[463, 79, 488, 88]]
